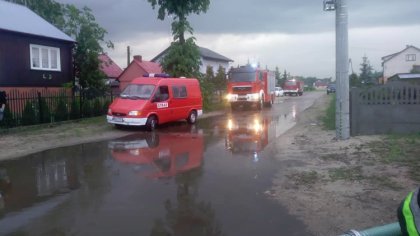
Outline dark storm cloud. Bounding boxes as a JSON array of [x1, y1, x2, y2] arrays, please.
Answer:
[[58, 0, 420, 41]]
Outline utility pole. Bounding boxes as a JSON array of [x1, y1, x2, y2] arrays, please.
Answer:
[[127, 46, 131, 68], [324, 0, 350, 139]]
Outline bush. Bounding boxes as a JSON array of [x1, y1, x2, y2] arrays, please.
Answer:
[[0, 105, 16, 128], [92, 98, 102, 116], [22, 101, 38, 125], [39, 97, 51, 123], [55, 97, 68, 122], [103, 99, 111, 114], [81, 100, 93, 118], [70, 99, 81, 119]]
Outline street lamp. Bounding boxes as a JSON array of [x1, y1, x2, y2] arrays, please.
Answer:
[[323, 0, 336, 11], [324, 0, 350, 140]]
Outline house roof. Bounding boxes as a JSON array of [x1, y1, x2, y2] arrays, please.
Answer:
[[381, 45, 420, 63], [0, 1, 74, 42], [118, 57, 162, 80], [390, 73, 420, 80], [99, 54, 123, 78], [133, 59, 162, 74], [151, 46, 233, 63]]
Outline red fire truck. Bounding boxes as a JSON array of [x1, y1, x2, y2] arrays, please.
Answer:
[[226, 65, 276, 110], [283, 79, 304, 96]]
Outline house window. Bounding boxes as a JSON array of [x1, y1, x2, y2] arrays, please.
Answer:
[[406, 54, 416, 61], [30, 44, 61, 71]]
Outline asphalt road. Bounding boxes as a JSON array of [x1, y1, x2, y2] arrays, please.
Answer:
[[0, 92, 323, 236]]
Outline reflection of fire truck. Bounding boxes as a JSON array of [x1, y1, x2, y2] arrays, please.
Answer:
[[226, 65, 276, 110], [108, 132, 203, 178], [225, 115, 275, 160]]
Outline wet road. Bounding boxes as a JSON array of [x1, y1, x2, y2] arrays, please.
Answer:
[[0, 92, 323, 236]]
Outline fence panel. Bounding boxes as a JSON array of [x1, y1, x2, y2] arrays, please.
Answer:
[[351, 82, 420, 135], [0, 89, 116, 129]]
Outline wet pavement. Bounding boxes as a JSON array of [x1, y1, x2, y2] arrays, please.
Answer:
[[0, 93, 322, 236]]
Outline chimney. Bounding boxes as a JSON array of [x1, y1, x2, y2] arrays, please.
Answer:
[[133, 55, 142, 62]]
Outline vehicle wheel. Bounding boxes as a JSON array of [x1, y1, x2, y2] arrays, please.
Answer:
[[187, 110, 197, 124], [146, 115, 158, 131], [146, 132, 159, 147], [115, 124, 124, 129]]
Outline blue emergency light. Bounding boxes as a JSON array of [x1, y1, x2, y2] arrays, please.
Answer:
[[143, 73, 170, 78]]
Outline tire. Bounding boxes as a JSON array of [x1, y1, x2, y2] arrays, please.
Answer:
[[114, 124, 124, 129], [187, 110, 197, 124], [145, 115, 158, 131]]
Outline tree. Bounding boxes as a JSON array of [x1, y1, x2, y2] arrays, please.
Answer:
[[147, 0, 210, 77], [63, 5, 113, 90], [349, 73, 361, 87], [359, 55, 374, 85], [213, 65, 227, 91], [275, 66, 281, 86]]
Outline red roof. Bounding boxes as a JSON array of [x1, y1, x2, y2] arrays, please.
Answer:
[[133, 59, 162, 74], [98, 53, 123, 78]]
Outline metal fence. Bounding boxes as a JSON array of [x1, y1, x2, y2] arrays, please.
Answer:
[[350, 81, 420, 135], [0, 89, 117, 129]]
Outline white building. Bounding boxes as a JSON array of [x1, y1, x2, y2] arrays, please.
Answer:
[[151, 46, 233, 75], [382, 45, 420, 83]]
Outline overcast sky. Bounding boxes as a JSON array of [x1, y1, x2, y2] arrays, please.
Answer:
[[57, 0, 420, 78]]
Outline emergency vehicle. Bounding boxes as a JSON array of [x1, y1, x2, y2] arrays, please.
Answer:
[[108, 132, 204, 179], [283, 79, 304, 96], [107, 74, 203, 131], [226, 65, 276, 110]]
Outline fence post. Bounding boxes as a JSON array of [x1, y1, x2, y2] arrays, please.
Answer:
[[79, 91, 83, 119], [37, 92, 43, 124]]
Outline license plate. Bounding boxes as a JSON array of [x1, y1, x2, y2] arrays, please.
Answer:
[[113, 117, 123, 122]]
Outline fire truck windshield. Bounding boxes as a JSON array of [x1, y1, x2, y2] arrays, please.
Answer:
[[285, 81, 297, 86], [120, 84, 155, 99], [229, 72, 256, 82]]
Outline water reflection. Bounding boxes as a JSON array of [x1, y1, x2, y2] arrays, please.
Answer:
[[109, 132, 204, 179], [109, 132, 225, 235], [225, 114, 271, 161]]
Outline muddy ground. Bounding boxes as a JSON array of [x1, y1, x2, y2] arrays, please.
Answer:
[[270, 94, 419, 235], [0, 95, 418, 235]]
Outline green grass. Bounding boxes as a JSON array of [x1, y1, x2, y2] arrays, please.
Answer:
[[287, 170, 321, 186], [328, 166, 363, 181], [322, 94, 336, 130], [369, 133, 420, 181]]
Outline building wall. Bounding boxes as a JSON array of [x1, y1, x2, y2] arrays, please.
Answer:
[[200, 59, 230, 75], [383, 47, 420, 82], [118, 64, 147, 91], [0, 30, 74, 88]]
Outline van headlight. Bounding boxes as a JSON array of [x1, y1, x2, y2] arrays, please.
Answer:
[[128, 110, 141, 116], [108, 108, 112, 114]]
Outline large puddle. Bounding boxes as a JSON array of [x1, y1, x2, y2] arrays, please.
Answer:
[[0, 112, 312, 236]]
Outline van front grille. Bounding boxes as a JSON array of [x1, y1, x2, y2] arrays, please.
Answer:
[[112, 112, 126, 117]]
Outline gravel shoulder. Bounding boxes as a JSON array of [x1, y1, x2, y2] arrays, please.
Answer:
[[269, 94, 417, 235]]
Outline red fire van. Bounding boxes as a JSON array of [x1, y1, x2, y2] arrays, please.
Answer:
[[107, 74, 203, 131]]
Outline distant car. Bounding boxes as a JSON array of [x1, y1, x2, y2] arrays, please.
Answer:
[[327, 84, 336, 94], [274, 87, 284, 97]]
